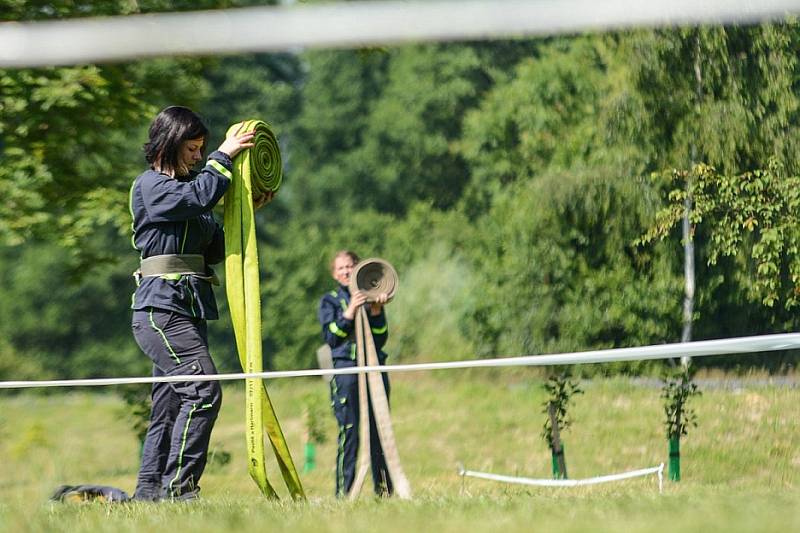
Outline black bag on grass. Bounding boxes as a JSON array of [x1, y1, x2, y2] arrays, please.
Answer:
[[50, 484, 130, 503]]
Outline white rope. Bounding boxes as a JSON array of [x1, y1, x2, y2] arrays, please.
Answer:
[[459, 463, 665, 492], [0, 332, 798, 390], [1, 0, 799, 67]]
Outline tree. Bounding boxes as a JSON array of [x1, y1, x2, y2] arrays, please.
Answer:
[[466, 171, 682, 370]]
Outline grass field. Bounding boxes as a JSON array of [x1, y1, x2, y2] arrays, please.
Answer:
[[1, 370, 798, 532]]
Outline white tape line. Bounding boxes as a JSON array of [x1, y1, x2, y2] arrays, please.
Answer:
[[1, 332, 799, 389], [1, 0, 799, 67], [459, 463, 665, 492]]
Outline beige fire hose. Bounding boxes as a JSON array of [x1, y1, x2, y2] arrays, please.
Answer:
[[347, 259, 412, 499]]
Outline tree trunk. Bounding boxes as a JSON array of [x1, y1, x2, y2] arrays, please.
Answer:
[[547, 403, 567, 479], [682, 32, 703, 368]]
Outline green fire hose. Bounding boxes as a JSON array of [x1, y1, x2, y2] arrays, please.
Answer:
[[223, 119, 305, 500]]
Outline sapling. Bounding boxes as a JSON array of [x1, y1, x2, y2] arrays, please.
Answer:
[[541, 372, 582, 479], [662, 366, 700, 481], [302, 393, 328, 473]]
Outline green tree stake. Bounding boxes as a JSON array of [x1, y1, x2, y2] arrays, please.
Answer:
[[303, 442, 316, 473], [302, 393, 327, 474], [669, 436, 680, 481]]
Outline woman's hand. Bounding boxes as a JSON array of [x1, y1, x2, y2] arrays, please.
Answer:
[[218, 124, 255, 158], [343, 291, 368, 320], [369, 292, 388, 316]]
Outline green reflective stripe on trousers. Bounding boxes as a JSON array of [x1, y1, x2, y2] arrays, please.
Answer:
[[329, 321, 348, 338], [337, 424, 346, 496], [149, 309, 180, 363], [223, 119, 304, 501], [208, 158, 233, 180], [187, 283, 196, 317], [371, 324, 387, 335], [169, 402, 200, 496]]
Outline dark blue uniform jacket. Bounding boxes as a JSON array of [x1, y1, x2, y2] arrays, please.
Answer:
[[129, 151, 232, 320], [318, 285, 388, 364]]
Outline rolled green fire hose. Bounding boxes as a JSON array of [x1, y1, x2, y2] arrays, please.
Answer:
[[348, 259, 412, 499], [223, 119, 305, 500]]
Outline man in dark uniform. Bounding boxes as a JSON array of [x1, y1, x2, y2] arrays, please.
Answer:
[[318, 250, 392, 497]]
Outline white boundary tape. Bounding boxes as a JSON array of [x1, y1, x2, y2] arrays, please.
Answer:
[[0, 332, 798, 390], [458, 463, 665, 493], [1, 0, 800, 67]]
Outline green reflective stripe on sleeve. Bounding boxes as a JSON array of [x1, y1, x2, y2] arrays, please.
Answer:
[[371, 325, 387, 335], [208, 159, 233, 180], [339, 299, 347, 311], [329, 322, 348, 338], [128, 179, 138, 251]]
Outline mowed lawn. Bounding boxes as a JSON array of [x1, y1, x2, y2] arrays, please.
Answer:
[[1, 370, 798, 532]]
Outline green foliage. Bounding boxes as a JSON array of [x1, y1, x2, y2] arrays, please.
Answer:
[[460, 39, 607, 190], [466, 170, 682, 366], [387, 243, 476, 362], [118, 385, 152, 448], [661, 367, 701, 439], [642, 162, 800, 310], [201, 52, 302, 152], [353, 44, 493, 211], [541, 372, 583, 449], [207, 445, 233, 471], [0, 242, 145, 380], [302, 392, 328, 445], [0, 1, 221, 252], [623, 25, 800, 174], [5, 14, 800, 380]]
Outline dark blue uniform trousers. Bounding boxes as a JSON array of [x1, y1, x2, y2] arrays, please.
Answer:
[[330, 360, 393, 497], [132, 309, 222, 500]]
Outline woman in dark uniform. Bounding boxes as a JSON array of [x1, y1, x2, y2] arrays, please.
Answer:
[[129, 106, 257, 501], [318, 250, 392, 497]]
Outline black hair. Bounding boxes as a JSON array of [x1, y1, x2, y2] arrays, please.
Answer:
[[144, 106, 209, 175]]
